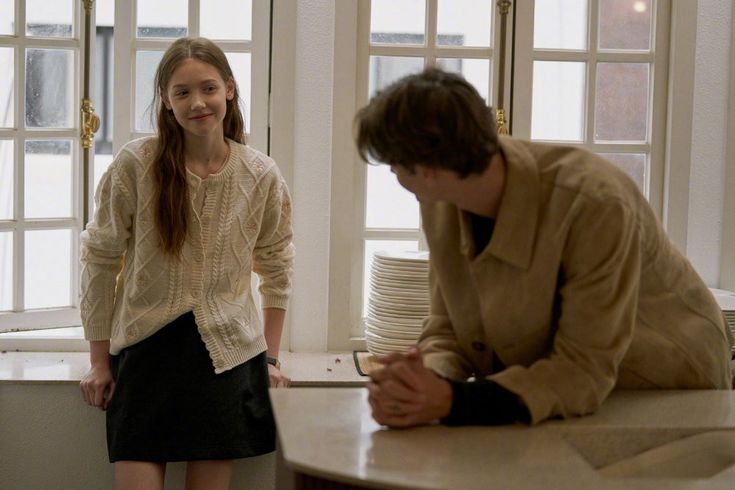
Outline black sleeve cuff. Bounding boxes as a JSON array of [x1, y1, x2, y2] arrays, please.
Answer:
[[440, 378, 531, 426]]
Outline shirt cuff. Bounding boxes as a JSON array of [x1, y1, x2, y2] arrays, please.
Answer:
[[441, 378, 531, 426]]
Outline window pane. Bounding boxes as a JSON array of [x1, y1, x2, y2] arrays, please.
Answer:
[[25, 48, 74, 129], [368, 55, 424, 99], [225, 52, 251, 134], [534, 0, 588, 50], [26, 0, 73, 38], [0, 0, 13, 35], [371, 0, 425, 45], [24, 140, 72, 219], [25, 229, 72, 309], [363, 240, 419, 318], [366, 163, 420, 229], [0, 231, 11, 311], [201, 0, 252, 40], [599, 0, 652, 50], [594, 62, 648, 142], [436, 58, 491, 102], [531, 61, 585, 141], [137, 0, 187, 38], [135, 50, 164, 132], [598, 153, 646, 192], [437, 0, 492, 47], [0, 139, 12, 220], [0, 47, 13, 128]]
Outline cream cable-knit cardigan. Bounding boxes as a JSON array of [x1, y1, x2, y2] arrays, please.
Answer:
[[80, 136, 294, 373]]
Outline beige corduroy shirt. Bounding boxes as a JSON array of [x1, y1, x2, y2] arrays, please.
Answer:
[[80, 136, 294, 373], [419, 136, 733, 424]]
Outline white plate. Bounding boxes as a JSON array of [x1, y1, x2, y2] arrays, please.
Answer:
[[373, 260, 429, 273], [374, 250, 429, 263], [365, 323, 420, 340], [365, 330, 418, 346], [369, 296, 429, 312], [370, 277, 429, 291], [370, 289, 430, 304]]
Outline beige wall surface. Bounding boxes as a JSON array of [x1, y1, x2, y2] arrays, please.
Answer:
[[0, 384, 275, 490]]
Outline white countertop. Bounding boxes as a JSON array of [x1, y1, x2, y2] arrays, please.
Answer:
[[0, 351, 367, 386], [270, 388, 735, 489]]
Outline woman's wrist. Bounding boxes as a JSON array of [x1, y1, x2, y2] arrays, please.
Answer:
[[266, 356, 281, 370]]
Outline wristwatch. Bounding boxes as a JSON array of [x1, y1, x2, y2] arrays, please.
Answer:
[[266, 356, 281, 370]]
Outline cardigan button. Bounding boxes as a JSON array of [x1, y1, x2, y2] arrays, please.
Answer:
[[471, 341, 486, 352]]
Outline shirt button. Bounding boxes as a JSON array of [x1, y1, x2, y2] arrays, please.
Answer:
[[195, 252, 204, 262], [472, 341, 486, 352], [192, 290, 201, 298]]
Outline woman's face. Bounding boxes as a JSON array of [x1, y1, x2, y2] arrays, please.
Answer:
[[162, 58, 234, 141]]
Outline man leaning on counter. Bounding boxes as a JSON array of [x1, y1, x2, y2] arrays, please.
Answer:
[[354, 67, 733, 428]]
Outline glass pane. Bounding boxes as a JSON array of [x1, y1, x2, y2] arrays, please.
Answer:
[[368, 55, 424, 99], [436, 58, 491, 103], [201, 0, 252, 40], [0, 231, 10, 311], [531, 61, 585, 141], [0, 48, 13, 128], [0, 0, 13, 35], [534, 0, 588, 50], [24, 140, 72, 219], [94, 14, 114, 156], [599, 0, 652, 50], [366, 163, 420, 229], [26, 0, 73, 37], [0, 139, 12, 220], [594, 62, 648, 141], [137, 0, 187, 38], [598, 153, 646, 191], [225, 52, 251, 134], [371, 0, 425, 45], [363, 240, 419, 318], [437, 0, 492, 47], [135, 50, 164, 132], [25, 48, 74, 128], [25, 229, 72, 309]]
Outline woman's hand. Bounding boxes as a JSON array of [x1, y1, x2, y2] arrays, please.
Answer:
[[80, 364, 116, 410], [268, 363, 291, 388]]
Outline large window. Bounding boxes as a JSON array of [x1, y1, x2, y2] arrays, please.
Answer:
[[0, 0, 270, 350], [328, 0, 671, 350]]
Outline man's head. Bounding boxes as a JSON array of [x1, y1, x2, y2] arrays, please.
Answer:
[[354, 67, 500, 178]]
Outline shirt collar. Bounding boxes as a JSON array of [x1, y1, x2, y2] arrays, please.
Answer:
[[459, 136, 540, 270]]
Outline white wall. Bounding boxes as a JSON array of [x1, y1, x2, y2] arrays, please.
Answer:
[[686, 0, 734, 285], [0, 383, 275, 490]]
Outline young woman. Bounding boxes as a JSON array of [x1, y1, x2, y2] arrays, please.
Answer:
[[79, 37, 294, 490]]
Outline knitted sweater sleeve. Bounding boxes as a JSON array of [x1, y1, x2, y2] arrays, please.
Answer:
[[252, 168, 295, 310], [79, 156, 136, 340]]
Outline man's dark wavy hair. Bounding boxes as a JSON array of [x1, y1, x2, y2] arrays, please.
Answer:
[[354, 67, 499, 178]]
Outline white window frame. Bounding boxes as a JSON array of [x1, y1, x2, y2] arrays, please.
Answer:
[[328, 0, 677, 351], [511, 0, 671, 218], [0, 0, 84, 335], [0, 0, 271, 351]]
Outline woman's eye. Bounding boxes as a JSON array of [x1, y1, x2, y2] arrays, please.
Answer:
[[175, 91, 187, 97]]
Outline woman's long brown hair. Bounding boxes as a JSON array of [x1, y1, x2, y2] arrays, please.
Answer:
[[151, 37, 246, 257]]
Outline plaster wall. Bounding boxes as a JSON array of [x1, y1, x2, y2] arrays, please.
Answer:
[[686, 0, 733, 285]]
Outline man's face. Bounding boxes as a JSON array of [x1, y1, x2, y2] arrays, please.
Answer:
[[390, 164, 434, 202]]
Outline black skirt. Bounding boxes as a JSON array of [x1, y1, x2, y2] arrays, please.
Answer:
[[106, 311, 275, 462]]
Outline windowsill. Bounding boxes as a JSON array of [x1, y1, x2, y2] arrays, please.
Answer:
[[0, 351, 368, 386]]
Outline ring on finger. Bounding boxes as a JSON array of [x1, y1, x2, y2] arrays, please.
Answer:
[[387, 402, 402, 413]]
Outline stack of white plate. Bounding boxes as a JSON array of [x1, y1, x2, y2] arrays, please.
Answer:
[[710, 288, 735, 354], [365, 250, 430, 356]]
